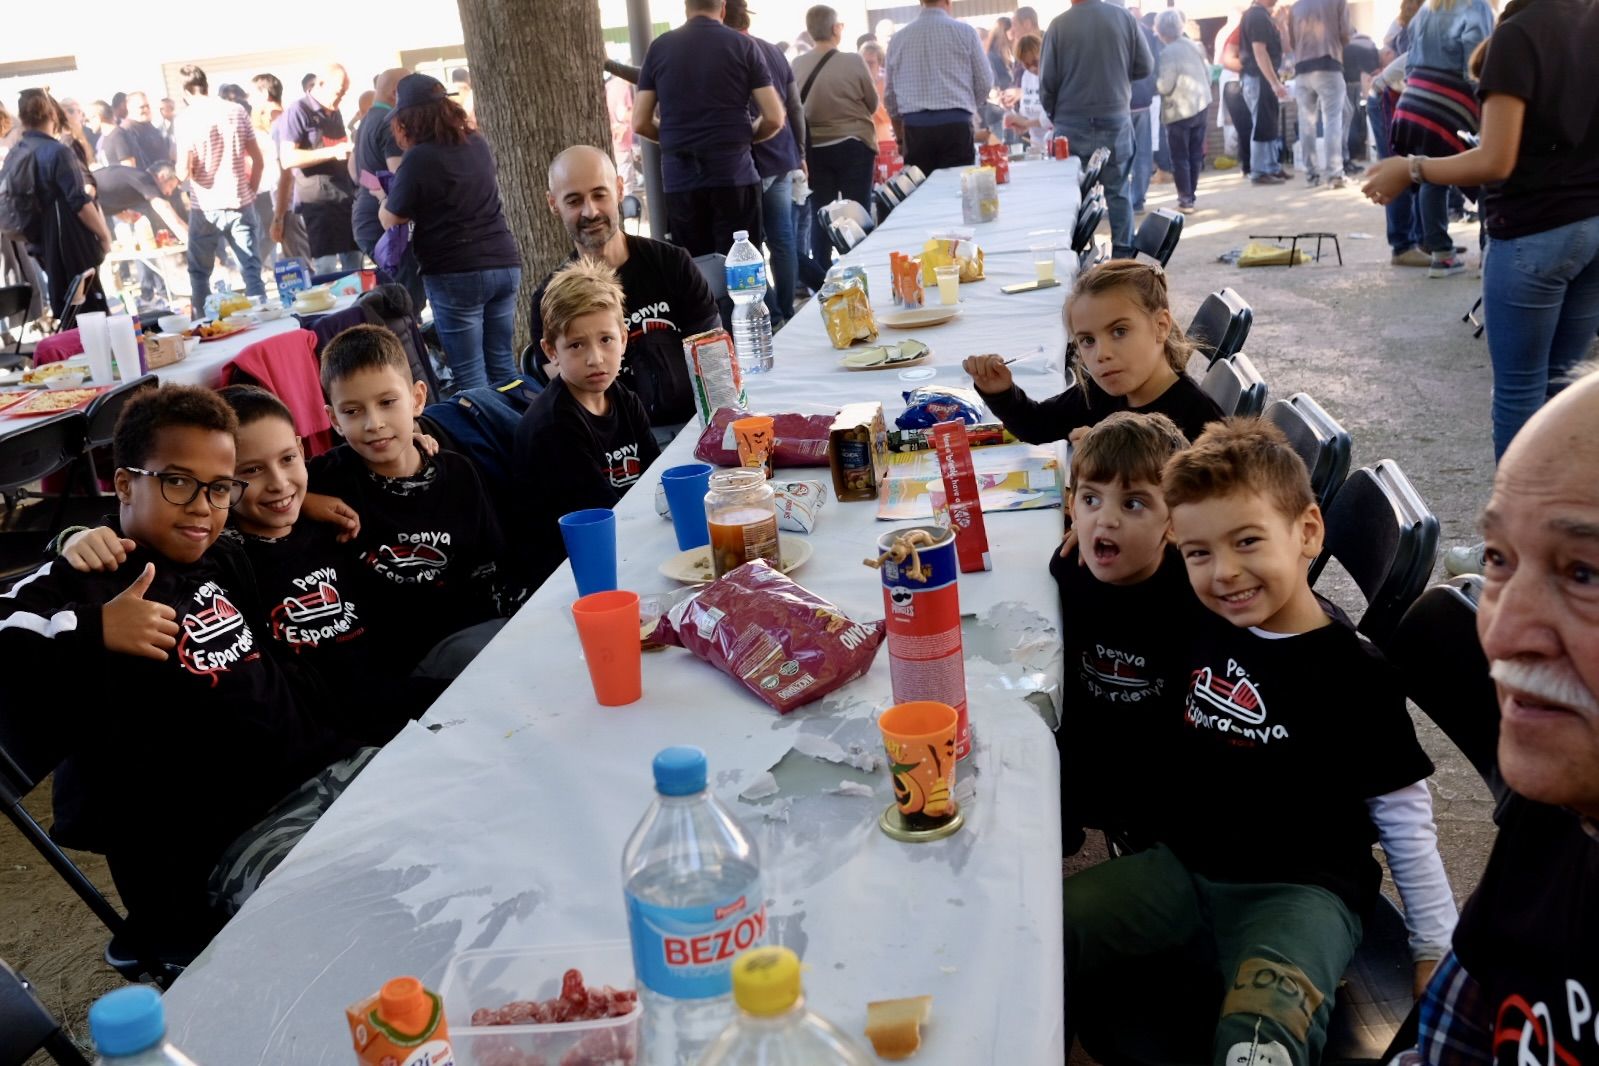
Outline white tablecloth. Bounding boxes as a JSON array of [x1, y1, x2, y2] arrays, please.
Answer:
[[161, 159, 1083, 1065], [152, 295, 359, 389]]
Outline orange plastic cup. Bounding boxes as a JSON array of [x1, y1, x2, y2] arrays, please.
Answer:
[[731, 415, 776, 478], [878, 701, 960, 828], [571, 590, 642, 706]]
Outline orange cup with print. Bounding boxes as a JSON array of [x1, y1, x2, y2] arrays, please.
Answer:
[[878, 701, 963, 839], [732, 415, 777, 479], [571, 590, 642, 706]]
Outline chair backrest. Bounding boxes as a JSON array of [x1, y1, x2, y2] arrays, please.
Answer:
[[83, 374, 158, 450], [1185, 287, 1254, 366], [620, 194, 642, 221], [693, 253, 728, 301], [1201, 352, 1269, 418], [1072, 202, 1106, 254], [1265, 391, 1351, 510], [1386, 576, 1505, 800], [1313, 460, 1441, 646], [872, 188, 897, 225], [357, 284, 442, 398], [903, 165, 927, 186], [877, 182, 903, 208], [0, 958, 90, 1066], [0, 284, 30, 325], [890, 171, 917, 200], [1134, 208, 1184, 267], [0, 412, 87, 495], [1079, 146, 1109, 197], [819, 197, 875, 235]]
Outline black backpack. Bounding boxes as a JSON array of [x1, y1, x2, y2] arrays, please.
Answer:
[[0, 143, 40, 240]]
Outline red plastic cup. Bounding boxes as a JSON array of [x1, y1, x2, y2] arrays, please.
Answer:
[[571, 590, 642, 706]]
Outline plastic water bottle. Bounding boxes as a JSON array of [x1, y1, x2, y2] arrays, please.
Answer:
[[698, 947, 876, 1065], [90, 986, 201, 1065], [624, 746, 766, 1065], [725, 231, 774, 375]]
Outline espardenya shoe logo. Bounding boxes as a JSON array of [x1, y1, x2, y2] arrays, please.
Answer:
[[177, 582, 259, 685], [1077, 644, 1164, 703], [364, 532, 451, 585], [270, 567, 363, 649], [1186, 662, 1290, 744]]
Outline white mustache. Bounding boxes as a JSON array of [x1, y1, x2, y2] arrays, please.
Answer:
[[1490, 658, 1599, 716]]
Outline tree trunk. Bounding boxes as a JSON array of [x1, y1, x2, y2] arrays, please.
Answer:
[[456, 0, 611, 352]]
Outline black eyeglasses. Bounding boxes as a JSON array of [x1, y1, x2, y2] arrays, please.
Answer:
[[123, 467, 249, 509]]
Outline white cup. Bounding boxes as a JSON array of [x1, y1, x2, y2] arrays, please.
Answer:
[[108, 315, 142, 382], [77, 311, 113, 386]]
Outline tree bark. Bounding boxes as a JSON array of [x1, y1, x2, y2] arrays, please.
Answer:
[[456, 0, 612, 353]]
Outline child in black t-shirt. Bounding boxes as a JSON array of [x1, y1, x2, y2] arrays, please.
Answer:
[[1063, 418, 1457, 1066], [963, 260, 1223, 444], [1050, 411, 1198, 853], [513, 258, 661, 591], [310, 325, 513, 672], [0, 386, 355, 953]]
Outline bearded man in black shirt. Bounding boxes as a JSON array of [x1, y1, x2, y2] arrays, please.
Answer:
[[1394, 367, 1599, 1066]]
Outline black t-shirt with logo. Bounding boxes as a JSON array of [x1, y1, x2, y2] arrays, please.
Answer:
[[1050, 543, 1200, 837], [0, 535, 348, 857], [512, 375, 661, 591], [529, 235, 721, 428], [308, 447, 507, 668], [1161, 605, 1434, 913], [1240, 4, 1283, 79], [1451, 795, 1599, 1066]]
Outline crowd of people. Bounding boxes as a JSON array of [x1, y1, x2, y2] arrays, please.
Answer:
[[0, 0, 1594, 1060]]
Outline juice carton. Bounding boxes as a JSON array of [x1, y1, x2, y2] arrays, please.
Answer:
[[829, 402, 889, 502], [347, 976, 456, 1066], [930, 421, 993, 572]]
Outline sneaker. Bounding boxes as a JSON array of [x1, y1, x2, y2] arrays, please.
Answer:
[[1391, 247, 1433, 267], [1306, 172, 1322, 187], [1444, 541, 1486, 577], [1343, 161, 1365, 176], [1328, 174, 1346, 189], [1251, 172, 1287, 185], [1428, 253, 1467, 278]]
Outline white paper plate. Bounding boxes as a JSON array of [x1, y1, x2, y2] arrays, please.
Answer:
[[658, 537, 814, 585], [877, 306, 962, 329]]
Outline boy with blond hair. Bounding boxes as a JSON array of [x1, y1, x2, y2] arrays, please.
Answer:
[[513, 258, 660, 590], [1064, 418, 1457, 1066]]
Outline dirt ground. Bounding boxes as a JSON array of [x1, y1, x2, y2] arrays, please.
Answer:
[[2, 160, 1522, 1061]]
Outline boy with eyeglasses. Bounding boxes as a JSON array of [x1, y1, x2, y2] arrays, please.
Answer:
[[0, 385, 356, 954]]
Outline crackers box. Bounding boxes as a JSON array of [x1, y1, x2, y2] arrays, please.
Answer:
[[829, 402, 889, 502], [144, 333, 189, 369], [930, 420, 993, 572]]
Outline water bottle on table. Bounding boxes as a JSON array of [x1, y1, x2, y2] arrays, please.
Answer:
[[624, 745, 766, 1065], [90, 986, 201, 1065], [698, 946, 876, 1065], [725, 231, 773, 376]]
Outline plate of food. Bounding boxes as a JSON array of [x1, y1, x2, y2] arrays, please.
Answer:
[[840, 339, 930, 371], [0, 391, 34, 415], [877, 305, 962, 330], [22, 360, 89, 387], [7, 387, 104, 417], [191, 319, 254, 343], [659, 537, 814, 585]]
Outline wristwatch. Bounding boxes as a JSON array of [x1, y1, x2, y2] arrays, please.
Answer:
[[1408, 155, 1427, 184]]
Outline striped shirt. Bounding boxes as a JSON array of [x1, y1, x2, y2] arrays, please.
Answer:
[[883, 6, 993, 120], [175, 95, 258, 212]]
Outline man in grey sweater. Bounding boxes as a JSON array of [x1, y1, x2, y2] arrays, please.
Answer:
[[1039, 0, 1153, 255]]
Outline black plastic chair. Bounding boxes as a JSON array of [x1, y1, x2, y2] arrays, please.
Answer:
[[0, 959, 90, 1066], [1186, 288, 1253, 366], [1311, 460, 1440, 647], [1201, 352, 1269, 418], [620, 193, 643, 235], [0, 693, 186, 987], [1079, 146, 1109, 198], [1387, 575, 1506, 803], [0, 412, 88, 581], [1072, 200, 1107, 255], [1322, 897, 1416, 1065], [78, 374, 158, 489], [1266, 392, 1352, 511], [693, 252, 733, 333], [1133, 208, 1184, 267], [0, 283, 32, 363]]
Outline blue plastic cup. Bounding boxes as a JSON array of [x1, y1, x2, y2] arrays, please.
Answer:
[[559, 509, 618, 596], [659, 463, 714, 551]]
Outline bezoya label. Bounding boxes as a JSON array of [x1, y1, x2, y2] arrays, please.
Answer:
[[725, 261, 767, 292], [626, 887, 768, 998]]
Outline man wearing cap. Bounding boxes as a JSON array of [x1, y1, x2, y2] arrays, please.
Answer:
[[533, 145, 720, 440], [883, 0, 992, 174], [1390, 366, 1599, 1066], [633, 0, 787, 257], [352, 67, 423, 312], [275, 64, 362, 275]]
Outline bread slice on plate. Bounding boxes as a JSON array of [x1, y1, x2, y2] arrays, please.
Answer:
[[865, 995, 933, 1060]]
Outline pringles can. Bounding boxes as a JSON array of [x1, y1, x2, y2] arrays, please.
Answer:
[[877, 525, 970, 758], [1052, 135, 1071, 160]]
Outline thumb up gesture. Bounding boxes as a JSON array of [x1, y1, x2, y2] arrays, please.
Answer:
[[102, 563, 180, 661]]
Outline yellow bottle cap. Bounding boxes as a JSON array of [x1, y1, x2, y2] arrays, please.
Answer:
[[731, 947, 803, 1017]]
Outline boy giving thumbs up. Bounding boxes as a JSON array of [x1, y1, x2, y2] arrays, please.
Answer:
[[0, 386, 353, 953]]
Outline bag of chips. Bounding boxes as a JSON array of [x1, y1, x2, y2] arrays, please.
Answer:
[[649, 561, 885, 715], [819, 272, 878, 349], [920, 233, 985, 285], [895, 385, 987, 430]]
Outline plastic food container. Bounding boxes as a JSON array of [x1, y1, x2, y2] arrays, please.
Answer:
[[439, 940, 641, 1066]]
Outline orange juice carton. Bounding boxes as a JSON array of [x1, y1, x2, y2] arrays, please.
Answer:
[[930, 421, 993, 573], [347, 976, 456, 1066]]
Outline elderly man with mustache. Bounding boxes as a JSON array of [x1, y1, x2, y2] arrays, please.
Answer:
[[1394, 365, 1599, 1066]]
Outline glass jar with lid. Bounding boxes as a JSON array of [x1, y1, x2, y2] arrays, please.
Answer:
[[705, 468, 781, 578]]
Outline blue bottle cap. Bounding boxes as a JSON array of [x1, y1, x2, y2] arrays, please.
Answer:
[[653, 746, 708, 796], [89, 986, 165, 1057]]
